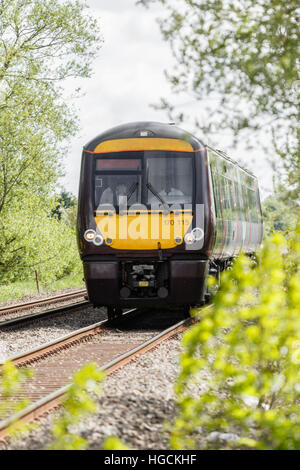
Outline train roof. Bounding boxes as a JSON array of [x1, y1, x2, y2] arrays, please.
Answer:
[[84, 121, 201, 152], [206, 145, 257, 179], [84, 121, 256, 180]]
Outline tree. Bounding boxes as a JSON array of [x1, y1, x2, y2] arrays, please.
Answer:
[[138, 0, 300, 203], [0, 0, 101, 212], [262, 193, 297, 237], [0, 0, 101, 281], [52, 191, 76, 220]]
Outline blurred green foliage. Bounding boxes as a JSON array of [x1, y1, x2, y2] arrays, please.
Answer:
[[48, 363, 104, 450], [170, 221, 300, 449], [102, 436, 129, 450], [0, 361, 128, 449], [0, 361, 33, 436], [262, 193, 298, 237]]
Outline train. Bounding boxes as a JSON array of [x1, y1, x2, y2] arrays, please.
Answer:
[[77, 121, 263, 319]]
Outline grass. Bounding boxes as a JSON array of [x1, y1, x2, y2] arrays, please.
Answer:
[[0, 271, 84, 303]]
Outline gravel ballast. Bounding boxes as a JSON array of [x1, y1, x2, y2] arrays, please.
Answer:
[[0, 305, 107, 360]]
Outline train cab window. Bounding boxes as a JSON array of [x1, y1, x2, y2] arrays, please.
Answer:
[[94, 151, 193, 210], [95, 174, 141, 207], [146, 153, 193, 205], [94, 156, 142, 209]]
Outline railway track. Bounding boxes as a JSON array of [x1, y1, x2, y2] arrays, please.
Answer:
[[0, 288, 87, 316], [0, 300, 90, 329], [0, 288, 89, 328], [0, 306, 201, 439]]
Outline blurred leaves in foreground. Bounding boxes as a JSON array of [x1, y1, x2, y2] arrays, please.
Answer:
[[171, 221, 300, 449], [0, 361, 128, 450], [48, 362, 129, 450], [48, 363, 104, 450], [0, 361, 33, 436]]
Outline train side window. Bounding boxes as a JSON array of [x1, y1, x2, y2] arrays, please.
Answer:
[[240, 175, 249, 221], [219, 175, 226, 218], [220, 175, 234, 220], [238, 180, 246, 221], [247, 187, 258, 223], [228, 177, 237, 219], [234, 181, 242, 219], [255, 185, 262, 222], [212, 170, 221, 218]]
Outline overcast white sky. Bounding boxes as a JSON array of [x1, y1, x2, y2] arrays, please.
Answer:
[[61, 0, 274, 199]]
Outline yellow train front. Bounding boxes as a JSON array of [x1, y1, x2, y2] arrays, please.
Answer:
[[77, 121, 262, 317]]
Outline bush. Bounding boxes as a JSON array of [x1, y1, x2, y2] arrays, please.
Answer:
[[170, 221, 300, 450]]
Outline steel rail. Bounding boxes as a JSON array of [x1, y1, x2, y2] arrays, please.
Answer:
[[0, 289, 87, 315], [0, 308, 138, 366], [0, 300, 90, 329], [0, 310, 200, 439]]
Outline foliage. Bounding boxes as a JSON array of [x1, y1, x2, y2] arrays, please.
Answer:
[[0, 361, 33, 435], [102, 436, 129, 450], [52, 190, 78, 229], [0, 361, 128, 450], [47, 362, 130, 450], [170, 221, 300, 450], [0, 0, 101, 210], [262, 192, 298, 237], [48, 363, 104, 450], [0, 196, 82, 284], [138, 0, 300, 202], [0, 0, 101, 281], [52, 191, 76, 220]]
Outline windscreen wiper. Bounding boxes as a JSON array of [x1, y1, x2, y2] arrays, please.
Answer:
[[126, 181, 139, 202], [146, 182, 167, 206]]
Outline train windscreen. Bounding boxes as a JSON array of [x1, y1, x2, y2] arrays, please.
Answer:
[[94, 151, 193, 209], [146, 155, 193, 205]]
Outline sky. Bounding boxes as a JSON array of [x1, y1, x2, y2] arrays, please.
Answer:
[[61, 0, 274, 200]]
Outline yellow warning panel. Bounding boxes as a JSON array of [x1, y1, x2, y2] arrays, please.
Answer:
[[94, 211, 193, 250]]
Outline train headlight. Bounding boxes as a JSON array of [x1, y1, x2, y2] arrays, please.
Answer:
[[93, 234, 104, 246], [184, 232, 195, 245], [192, 227, 204, 241], [84, 229, 96, 242], [184, 228, 204, 246]]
